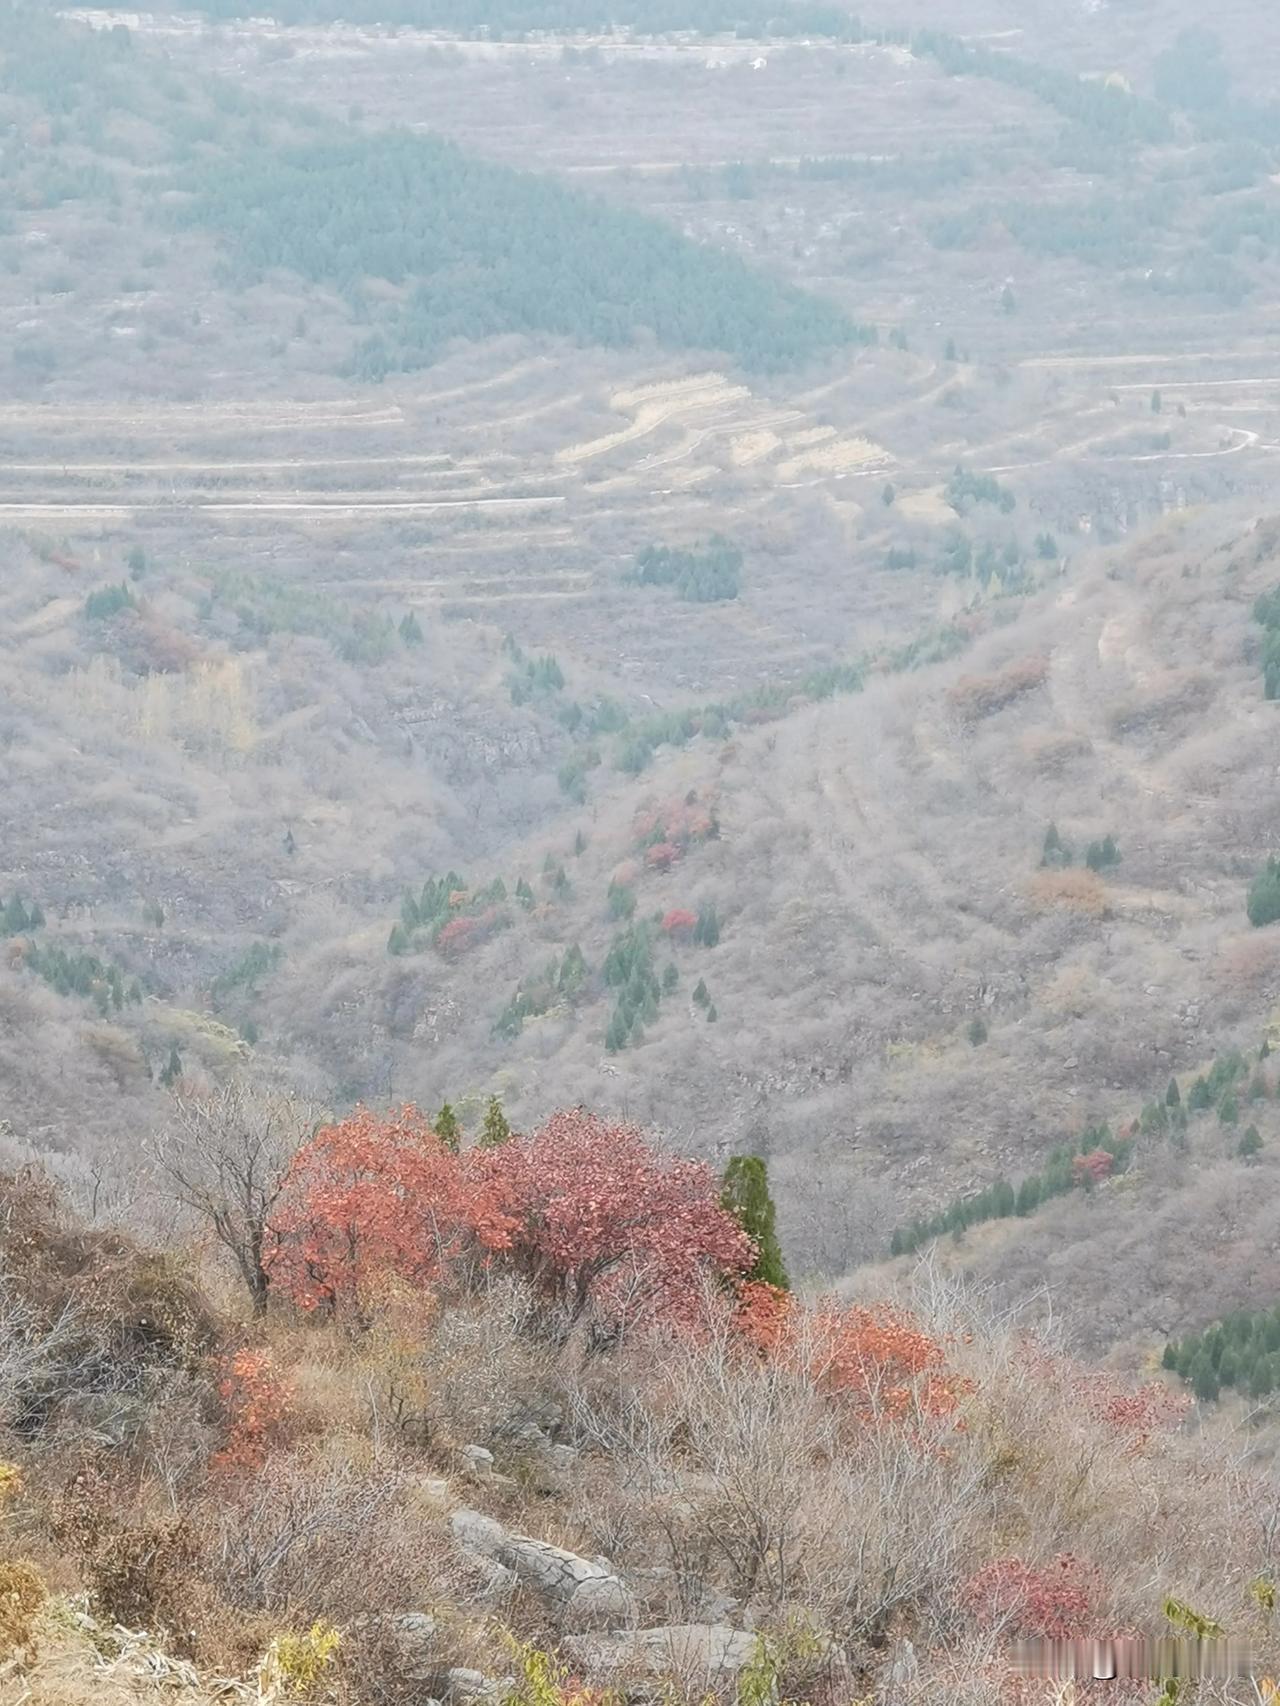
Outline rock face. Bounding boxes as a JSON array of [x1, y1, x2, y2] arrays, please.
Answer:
[[499, 1535, 637, 1632], [564, 1624, 757, 1680]]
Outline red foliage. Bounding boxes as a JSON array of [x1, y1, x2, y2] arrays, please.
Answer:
[[435, 906, 501, 958], [661, 908, 698, 938], [736, 1288, 972, 1424], [962, 1553, 1100, 1639], [1078, 1375, 1189, 1451], [267, 1107, 750, 1333], [265, 1107, 506, 1316], [632, 795, 718, 855], [213, 1347, 291, 1471], [469, 1110, 753, 1327], [1072, 1148, 1115, 1185], [645, 841, 680, 872]]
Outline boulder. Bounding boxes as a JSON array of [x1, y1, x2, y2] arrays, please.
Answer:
[[564, 1624, 757, 1681], [460, 1443, 494, 1479], [499, 1535, 637, 1631], [450, 1507, 507, 1559]]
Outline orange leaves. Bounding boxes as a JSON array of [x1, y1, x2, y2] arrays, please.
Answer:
[[645, 841, 680, 872], [265, 1106, 508, 1317], [1078, 1375, 1190, 1452], [213, 1347, 291, 1471], [737, 1286, 972, 1428]]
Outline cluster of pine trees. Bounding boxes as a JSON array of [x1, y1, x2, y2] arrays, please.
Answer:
[[492, 945, 588, 1040], [1255, 586, 1280, 701], [206, 570, 413, 667], [627, 538, 742, 604], [1164, 1304, 1280, 1403], [1250, 859, 1280, 930], [0, 896, 45, 938], [603, 922, 662, 1053], [944, 466, 1016, 516], [23, 943, 143, 1013], [387, 872, 508, 955], [179, 134, 868, 378], [890, 1126, 1134, 1257], [1040, 825, 1121, 872]]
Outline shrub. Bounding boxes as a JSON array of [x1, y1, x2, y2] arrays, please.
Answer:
[[1247, 857, 1280, 928], [948, 655, 1048, 722], [0, 1559, 45, 1661], [1028, 869, 1110, 917]]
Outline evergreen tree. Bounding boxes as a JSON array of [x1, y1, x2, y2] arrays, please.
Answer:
[[967, 1016, 988, 1046], [1001, 283, 1017, 314], [1239, 1125, 1263, 1160], [387, 922, 410, 955], [692, 978, 709, 1008], [1166, 1077, 1182, 1107], [706, 1003, 718, 1022], [159, 1043, 183, 1087], [721, 1155, 789, 1289], [1219, 1090, 1240, 1126], [479, 1094, 511, 1148], [435, 1102, 460, 1151], [1188, 1076, 1213, 1111], [662, 962, 679, 993], [1151, 388, 1163, 413], [881, 481, 896, 507], [398, 610, 424, 645]]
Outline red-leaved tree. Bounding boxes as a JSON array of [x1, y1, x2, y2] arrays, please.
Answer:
[[265, 1106, 510, 1318], [469, 1109, 753, 1329]]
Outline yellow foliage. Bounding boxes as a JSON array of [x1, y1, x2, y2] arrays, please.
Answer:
[[1028, 869, 1110, 918], [501, 1637, 617, 1706], [259, 1621, 341, 1699], [0, 1559, 47, 1660], [0, 1460, 23, 1504], [65, 655, 258, 758]]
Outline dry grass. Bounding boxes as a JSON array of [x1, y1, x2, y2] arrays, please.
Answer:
[[1026, 868, 1111, 918]]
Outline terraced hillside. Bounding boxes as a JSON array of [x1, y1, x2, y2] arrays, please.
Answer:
[[2, 2, 1280, 1368]]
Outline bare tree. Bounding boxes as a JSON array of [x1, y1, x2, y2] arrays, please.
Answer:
[[150, 1082, 321, 1315]]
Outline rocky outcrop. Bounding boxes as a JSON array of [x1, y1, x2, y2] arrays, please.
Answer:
[[564, 1624, 757, 1680], [449, 1508, 636, 1631]]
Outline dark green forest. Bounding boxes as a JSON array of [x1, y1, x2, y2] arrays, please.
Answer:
[[178, 134, 869, 376]]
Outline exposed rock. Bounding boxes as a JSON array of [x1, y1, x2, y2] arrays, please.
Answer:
[[565, 1624, 757, 1680], [461, 1443, 495, 1479], [499, 1535, 637, 1631], [445, 1667, 507, 1702], [450, 1507, 507, 1559]]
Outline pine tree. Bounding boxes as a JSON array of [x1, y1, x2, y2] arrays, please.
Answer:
[[1166, 1077, 1182, 1107], [1219, 1090, 1239, 1126], [435, 1102, 460, 1152], [882, 481, 896, 507], [479, 1095, 511, 1148], [692, 978, 709, 1009], [1188, 1077, 1212, 1111], [967, 1016, 988, 1046], [1239, 1125, 1263, 1160], [706, 1004, 718, 1022], [722, 1155, 789, 1289], [159, 1043, 183, 1087], [387, 922, 410, 955], [1001, 283, 1017, 314], [662, 962, 678, 993], [398, 610, 424, 645]]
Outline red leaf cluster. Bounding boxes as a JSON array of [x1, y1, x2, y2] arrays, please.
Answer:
[[470, 1110, 753, 1327], [1072, 1148, 1115, 1185], [660, 909, 698, 937], [632, 794, 718, 854], [1078, 1374, 1190, 1451], [645, 842, 680, 872], [266, 1107, 752, 1331], [961, 1553, 1100, 1639], [212, 1347, 291, 1471]]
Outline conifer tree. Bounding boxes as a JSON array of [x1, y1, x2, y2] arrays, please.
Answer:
[[1239, 1125, 1263, 1159], [160, 1043, 183, 1087], [721, 1155, 789, 1289], [387, 922, 410, 955], [692, 977, 709, 1009], [435, 1102, 460, 1152], [1166, 1077, 1182, 1107], [479, 1095, 511, 1148]]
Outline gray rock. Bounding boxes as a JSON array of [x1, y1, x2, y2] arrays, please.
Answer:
[[461, 1443, 495, 1479], [565, 1625, 756, 1680], [450, 1507, 507, 1559], [544, 1442, 579, 1473], [499, 1535, 637, 1630], [446, 1667, 506, 1702]]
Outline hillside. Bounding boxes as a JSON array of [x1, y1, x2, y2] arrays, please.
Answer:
[[1, 0, 1279, 1378]]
